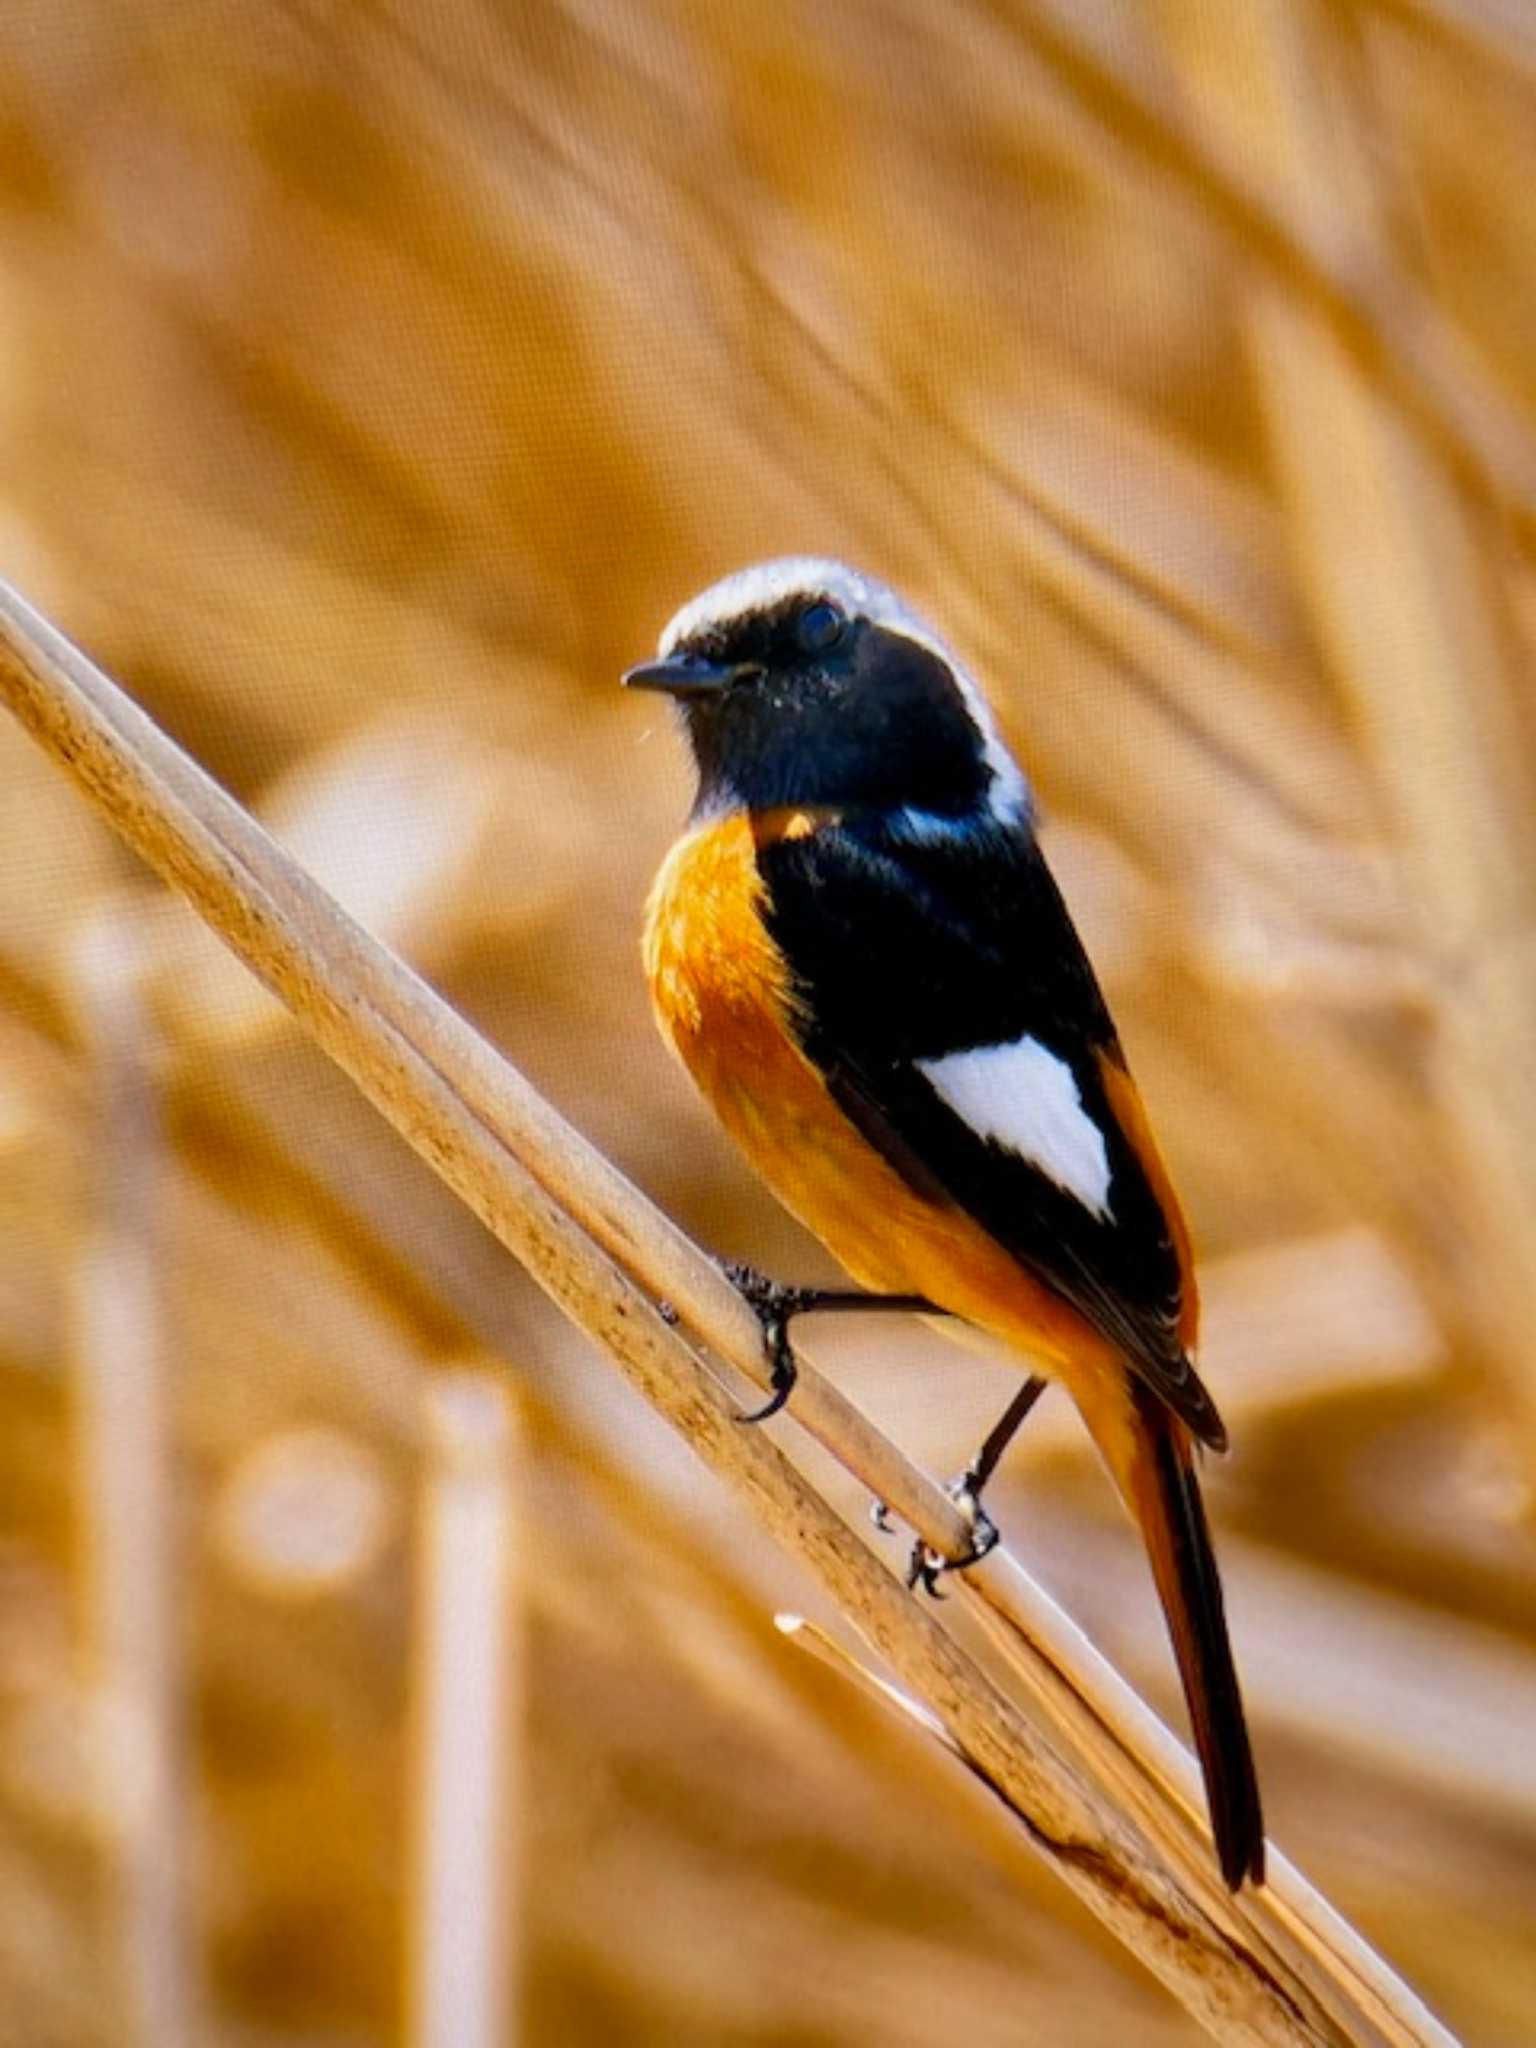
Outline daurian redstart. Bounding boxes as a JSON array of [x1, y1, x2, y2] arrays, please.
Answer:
[[626, 558, 1264, 1889]]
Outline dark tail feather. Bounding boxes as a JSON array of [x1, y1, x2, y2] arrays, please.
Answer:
[[1126, 1387, 1265, 1889]]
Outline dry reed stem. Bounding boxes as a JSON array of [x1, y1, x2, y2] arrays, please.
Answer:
[[775, 1614, 961, 1754], [407, 1372, 522, 2048], [0, 582, 1456, 2047], [67, 914, 196, 2047]]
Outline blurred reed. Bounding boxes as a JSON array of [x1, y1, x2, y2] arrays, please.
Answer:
[[408, 1371, 522, 2048], [67, 913, 196, 2048], [1, 2, 1535, 2042]]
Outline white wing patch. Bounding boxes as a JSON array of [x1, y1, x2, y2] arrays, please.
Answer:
[[917, 1036, 1114, 1218]]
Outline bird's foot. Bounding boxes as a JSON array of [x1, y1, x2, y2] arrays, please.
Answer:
[[899, 1476, 1001, 1599], [719, 1263, 943, 1423], [720, 1260, 812, 1423]]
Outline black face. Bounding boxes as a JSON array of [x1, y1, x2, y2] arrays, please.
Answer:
[[629, 591, 994, 819]]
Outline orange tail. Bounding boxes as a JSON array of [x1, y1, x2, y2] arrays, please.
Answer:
[[1116, 1384, 1265, 1889]]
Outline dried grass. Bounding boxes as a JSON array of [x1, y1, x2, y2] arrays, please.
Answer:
[[1, 2, 1534, 2041]]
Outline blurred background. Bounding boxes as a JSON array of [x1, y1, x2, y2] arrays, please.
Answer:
[[2, 1, 1536, 2042]]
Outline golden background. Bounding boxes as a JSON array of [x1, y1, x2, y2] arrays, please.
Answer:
[[2, 1, 1535, 2042]]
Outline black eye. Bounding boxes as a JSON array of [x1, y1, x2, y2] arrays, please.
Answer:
[[795, 601, 845, 656]]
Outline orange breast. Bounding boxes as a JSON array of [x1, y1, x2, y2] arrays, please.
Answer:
[[643, 812, 1123, 1387]]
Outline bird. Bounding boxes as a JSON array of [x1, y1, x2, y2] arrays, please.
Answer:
[[624, 556, 1265, 1890]]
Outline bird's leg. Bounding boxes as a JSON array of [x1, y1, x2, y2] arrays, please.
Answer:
[[905, 1374, 1050, 1596], [719, 1259, 939, 1424]]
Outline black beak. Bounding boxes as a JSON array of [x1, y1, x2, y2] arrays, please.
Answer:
[[622, 653, 758, 698]]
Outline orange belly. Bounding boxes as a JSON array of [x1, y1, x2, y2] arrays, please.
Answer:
[[643, 811, 1125, 1389]]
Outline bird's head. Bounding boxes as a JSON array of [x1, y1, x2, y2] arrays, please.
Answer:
[[624, 558, 1029, 828]]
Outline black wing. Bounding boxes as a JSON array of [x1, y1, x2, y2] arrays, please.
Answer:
[[756, 812, 1225, 1448]]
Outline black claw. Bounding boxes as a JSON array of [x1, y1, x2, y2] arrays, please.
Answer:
[[736, 1311, 798, 1425], [962, 1507, 1001, 1569], [905, 1487, 1001, 1597], [736, 1352, 797, 1425], [906, 1542, 947, 1597]]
